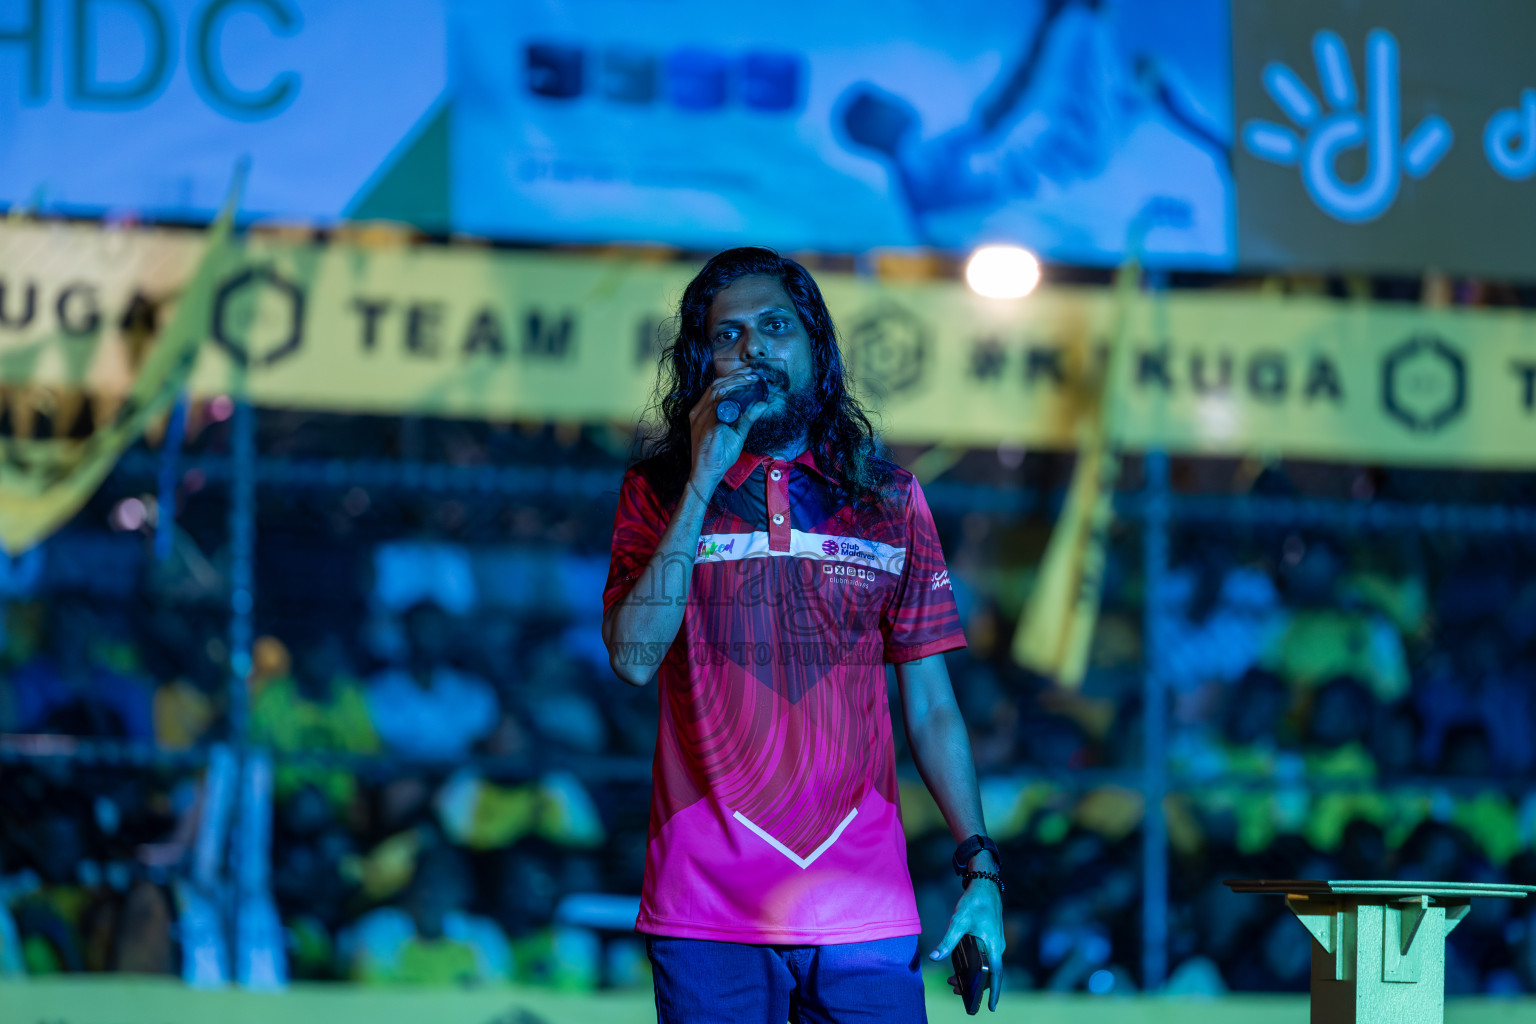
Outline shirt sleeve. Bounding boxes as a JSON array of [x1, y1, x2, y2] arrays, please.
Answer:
[[603, 466, 670, 619], [882, 475, 967, 663]]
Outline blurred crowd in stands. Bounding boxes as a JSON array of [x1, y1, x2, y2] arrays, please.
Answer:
[[1, 420, 1535, 996]]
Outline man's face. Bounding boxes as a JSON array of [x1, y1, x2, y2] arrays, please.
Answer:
[[706, 275, 819, 454]]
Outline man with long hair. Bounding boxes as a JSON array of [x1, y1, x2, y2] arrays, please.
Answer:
[[603, 248, 1003, 1021]]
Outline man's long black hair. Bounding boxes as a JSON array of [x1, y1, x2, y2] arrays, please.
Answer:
[[637, 247, 892, 508]]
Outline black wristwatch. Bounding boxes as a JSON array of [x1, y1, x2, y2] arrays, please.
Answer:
[[951, 834, 1001, 876]]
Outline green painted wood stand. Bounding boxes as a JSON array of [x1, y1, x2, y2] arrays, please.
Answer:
[[1225, 881, 1536, 1023]]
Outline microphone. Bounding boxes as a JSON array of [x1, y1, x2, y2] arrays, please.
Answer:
[[716, 376, 768, 424]]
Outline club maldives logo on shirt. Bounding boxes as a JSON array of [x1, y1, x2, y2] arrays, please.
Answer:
[[818, 536, 885, 589], [698, 537, 736, 558], [821, 537, 876, 561]]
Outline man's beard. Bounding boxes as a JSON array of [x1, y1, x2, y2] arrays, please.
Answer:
[[744, 379, 820, 456]]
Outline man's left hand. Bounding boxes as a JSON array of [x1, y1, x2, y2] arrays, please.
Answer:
[[929, 878, 1005, 1011]]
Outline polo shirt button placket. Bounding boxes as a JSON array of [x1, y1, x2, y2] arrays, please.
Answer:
[[767, 461, 792, 552]]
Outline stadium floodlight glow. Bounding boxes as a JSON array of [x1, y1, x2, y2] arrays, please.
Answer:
[[965, 245, 1041, 299]]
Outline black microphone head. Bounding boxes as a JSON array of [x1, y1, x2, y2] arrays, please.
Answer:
[[716, 376, 768, 424]]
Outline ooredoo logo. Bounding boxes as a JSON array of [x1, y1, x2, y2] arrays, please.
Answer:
[[1241, 29, 1452, 224]]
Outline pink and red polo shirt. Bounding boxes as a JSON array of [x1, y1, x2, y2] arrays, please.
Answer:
[[604, 447, 965, 944]]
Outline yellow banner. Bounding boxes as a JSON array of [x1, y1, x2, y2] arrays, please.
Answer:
[[3, 222, 1536, 467], [0, 204, 237, 553]]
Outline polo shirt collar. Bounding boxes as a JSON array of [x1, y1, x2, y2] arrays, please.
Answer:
[[720, 446, 831, 490]]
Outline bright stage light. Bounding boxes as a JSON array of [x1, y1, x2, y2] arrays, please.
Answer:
[[965, 245, 1041, 299]]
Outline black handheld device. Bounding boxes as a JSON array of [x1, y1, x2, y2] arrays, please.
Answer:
[[716, 377, 768, 424], [950, 934, 991, 1015]]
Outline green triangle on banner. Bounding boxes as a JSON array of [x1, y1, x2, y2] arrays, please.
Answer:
[[346, 99, 452, 232]]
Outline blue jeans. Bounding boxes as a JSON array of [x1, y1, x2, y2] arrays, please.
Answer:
[[646, 935, 927, 1024]]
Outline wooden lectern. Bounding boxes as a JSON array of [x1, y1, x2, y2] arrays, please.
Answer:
[[1224, 880, 1536, 1023]]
